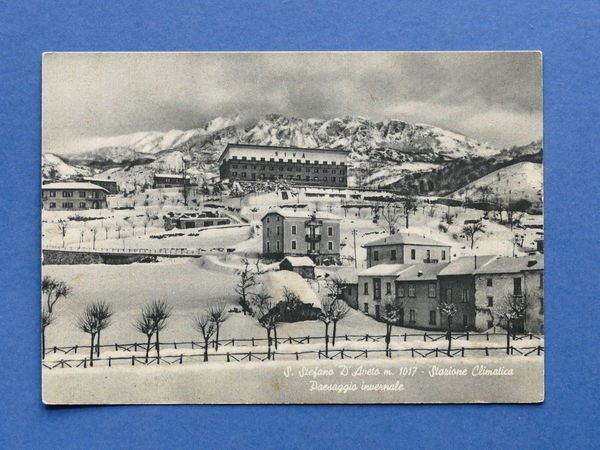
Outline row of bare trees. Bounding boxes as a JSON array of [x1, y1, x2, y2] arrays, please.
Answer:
[[41, 276, 72, 359]]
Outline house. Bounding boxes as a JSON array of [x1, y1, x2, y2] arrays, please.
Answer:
[[394, 263, 449, 330], [473, 255, 544, 333], [42, 182, 108, 210], [261, 209, 341, 264], [327, 267, 359, 309], [279, 256, 316, 280], [437, 255, 499, 331], [81, 177, 119, 194], [363, 233, 452, 268], [358, 264, 408, 320], [153, 173, 192, 188], [163, 210, 232, 230], [219, 143, 349, 187]]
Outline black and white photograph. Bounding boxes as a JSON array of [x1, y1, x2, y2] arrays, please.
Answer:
[[41, 52, 544, 404]]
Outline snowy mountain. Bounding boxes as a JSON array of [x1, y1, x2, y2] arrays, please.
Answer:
[[44, 114, 540, 196], [42, 153, 91, 180]]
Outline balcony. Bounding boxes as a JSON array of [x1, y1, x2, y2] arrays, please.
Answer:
[[305, 234, 321, 243], [423, 258, 439, 263]]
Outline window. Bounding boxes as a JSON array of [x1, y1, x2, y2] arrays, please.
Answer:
[[411, 249, 416, 260], [363, 303, 369, 313], [267, 242, 270, 252], [339, 177, 344, 183], [445, 288, 452, 301], [79, 202, 86, 208], [429, 310, 436, 325], [486, 278, 493, 287], [386, 282, 392, 295], [62, 191, 73, 197], [373, 278, 381, 300], [314, 168, 319, 173], [513, 277, 522, 296], [487, 296, 494, 307], [539, 273, 544, 288], [363, 282, 369, 295], [391, 249, 397, 260], [398, 285, 405, 297], [540, 296, 544, 314], [408, 284, 416, 297], [409, 310, 416, 324], [327, 226, 333, 236], [276, 241, 280, 251], [442, 250, 446, 261], [426, 249, 431, 260], [462, 288, 469, 303], [373, 250, 379, 261], [49, 202, 56, 208], [242, 164, 247, 169], [347, 287, 352, 296], [232, 164, 238, 169], [266, 217, 270, 224], [232, 171, 238, 177], [79, 191, 87, 198], [328, 241, 333, 251], [62, 202, 73, 208], [276, 226, 280, 236], [266, 228, 270, 237], [291, 225, 297, 235], [241, 172, 247, 178], [428, 283, 436, 298], [49, 191, 56, 197], [291, 240, 297, 250]]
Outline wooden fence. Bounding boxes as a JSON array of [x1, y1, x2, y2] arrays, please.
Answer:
[[43, 331, 542, 357], [42, 345, 544, 370]]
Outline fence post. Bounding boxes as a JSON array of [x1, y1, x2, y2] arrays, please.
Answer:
[[251, 337, 255, 346], [318, 350, 321, 359], [249, 351, 252, 361], [53, 346, 57, 354], [435, 348, 438, 357], [109, 357, 112, 367], [232, 338, 235, 346], [272, 352, 276, 361], [296, 352, 299, 360], [461, 347, 465, 357], [424, 333, 427, 342], [307, 336, 310, 344], [366, 333, 369, 341], [180, 354, 183, 364], [510, 346, 514, 355], [341, 349, 344, 359], [466, 331, 470, 341], [83, 358, 87, 368], [404, 333, 407, 342], [345, 334, 349, 341], [191, 341, 195, 349], [75, 345, 78, 354], [485, 347, 489, 356], [529, 333, 533, 340], [537, 346, 541, 355], [132, 355, 135, 366], [486, 332, 489, 341], [365, 349, 368, 359], [411, 348, 414, 357], [174, 342, 177, 350], [227, 352, 230, 362]]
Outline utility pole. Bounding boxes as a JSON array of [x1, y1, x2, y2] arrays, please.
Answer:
[[352, 228, 358, 268]]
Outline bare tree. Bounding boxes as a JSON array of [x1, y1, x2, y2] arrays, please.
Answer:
[[77, 304, 99, 367], [235, 258, 258, 315], [56, 220, 68, 248], [41, 309, 54, 360], [115, 222, 123, 240], [134, 305, 155, 363], [318, 297, 335, 357], [462, 222, 485, 249], [42, 276, 71, 315], [324, 277, 350, 346], [255, 298, 280, 360], [382, 297, 404, 357], [143, 212, 152, 235], [90, 226, 98, 250], [208, 303, 229, 351], [194, 311, 216, 362], [127, 218, 137, 237], [478, 185, 493, 204], [439, 300, 458, 356], [494, 292, 529, 354], [380, 203, 402, 235], [102, 221, 110, 240], [148, 299, 173, 362], [47, 166, 60, 182], [400, 196, 418, 228], [91, 300, 114, 358]]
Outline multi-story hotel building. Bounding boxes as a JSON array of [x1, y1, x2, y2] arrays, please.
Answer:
[[261, 209, 341, 263], [219, 144, 349, 187]]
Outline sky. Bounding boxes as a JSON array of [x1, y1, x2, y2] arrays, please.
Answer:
[[43, 52, 542, 153]]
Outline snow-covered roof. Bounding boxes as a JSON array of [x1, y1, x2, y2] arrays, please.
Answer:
[[262, 208, 341, 221], [438, 255, 499, 276], [219, 143, 349, 164], [154, 173, 191, 179], [473, 254, 544, 275], [42, 182, 108, 192], [395, 262, 450, 282], [82, 177, 118, 184], [363, 233, 450, 248], [358, 264, 409, 277], [279, 256, 316, 268]]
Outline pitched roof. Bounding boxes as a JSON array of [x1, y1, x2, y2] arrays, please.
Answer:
[[42, 182, 109, 192], [438, 255, 499, 276], [363, 233, 451, 248], [473, 254, 544, 275], [358, 264, 410, 277], [154, 173, 190, 179], [225, 143, 350, 154], [280, 256, 316, 268], [262, 208, 341, 221], [82, 177, 117, 184], [394, 262, 450, 282]]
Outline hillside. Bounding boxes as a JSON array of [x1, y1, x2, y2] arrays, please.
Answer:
[[42, 153, 91, 180], [450, 161, 543, 207], [44, 115, 541, 198]]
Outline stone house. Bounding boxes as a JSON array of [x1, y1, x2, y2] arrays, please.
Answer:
[[42, 182, 108, 210], [357, 264, 407, 321], [279, 256, 316, 280]]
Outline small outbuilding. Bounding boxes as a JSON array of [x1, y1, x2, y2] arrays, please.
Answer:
[[279, 256, 316, 280]]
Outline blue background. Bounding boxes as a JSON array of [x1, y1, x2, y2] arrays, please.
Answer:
[[0, 1, 598, 448]]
